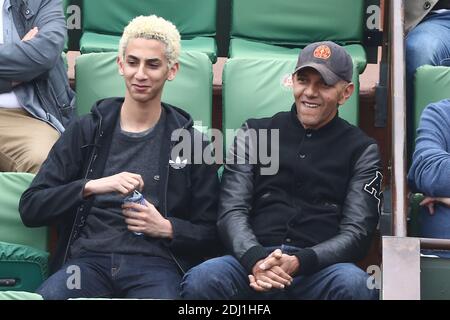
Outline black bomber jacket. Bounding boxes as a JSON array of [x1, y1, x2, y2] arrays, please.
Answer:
[[218, 104, 383, 275]]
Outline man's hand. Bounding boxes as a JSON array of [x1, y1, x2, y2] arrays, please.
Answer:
[[22, 27, 38, 42], [122, 199, 173, 238], [83, 172, 144, 197], [259, 251, 300, 277], [420, 196, 450, 215], [249, 249, 293, 292]]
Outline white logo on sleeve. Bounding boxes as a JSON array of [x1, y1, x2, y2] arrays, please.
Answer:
[[364, 171, 383, 214]]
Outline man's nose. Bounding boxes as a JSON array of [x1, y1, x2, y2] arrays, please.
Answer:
[[135, 64, 147, 80], [304, 83, 318, 97]]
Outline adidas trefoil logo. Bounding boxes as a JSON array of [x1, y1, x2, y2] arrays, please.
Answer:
[[169, 156, 188, 169]]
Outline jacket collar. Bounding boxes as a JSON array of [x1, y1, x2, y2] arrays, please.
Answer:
[[10, 0, 34, 17], [290, 103, 340, 135], [90, 97, 194, 142]]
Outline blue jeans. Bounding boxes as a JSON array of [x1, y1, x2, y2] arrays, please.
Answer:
[[180, 246, 378, 300], [406, 10, 450, 159], [37, 252, 182, 299]]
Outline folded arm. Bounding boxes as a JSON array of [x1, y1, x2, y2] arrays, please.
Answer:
[[0, 0, 66, 87]]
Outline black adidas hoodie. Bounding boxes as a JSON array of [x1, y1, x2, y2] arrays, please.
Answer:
[[19, 97, 221, 274]]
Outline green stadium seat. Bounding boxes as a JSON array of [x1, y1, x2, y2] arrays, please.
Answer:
[[223, 0, 367, 150], [79, 0, 217, 63], [0, 291, 43, 300], [0, 173, 49, 293], [409, 65, 450, 228], [420, 257, 450, 300], [229, 40, 367, 76], [229, 0, 367, 74], [222, 58, 360, 150], [409, 65, 450, 300], [413, 65, 450, 141], [409, 66, 450, 232], [75, 51, 213, 130], [408, 193, 424, 238], [409, 65, 450, 225]]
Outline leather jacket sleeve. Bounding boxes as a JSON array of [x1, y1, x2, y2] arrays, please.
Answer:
[[305, 143, 382, 272], [217, 123, 268, 272]]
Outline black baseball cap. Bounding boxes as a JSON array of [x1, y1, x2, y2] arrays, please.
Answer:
[[293, 41, 353, 85]]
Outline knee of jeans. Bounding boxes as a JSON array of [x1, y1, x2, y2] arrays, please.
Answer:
[[17, 148, 49, 173], [180, 264, 223, 299], [37, 281, 65, 300], [406, 34, 447, 68], [330, 264, 377, 300]]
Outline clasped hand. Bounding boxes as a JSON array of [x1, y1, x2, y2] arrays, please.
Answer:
[[249, 249, 299, 292]]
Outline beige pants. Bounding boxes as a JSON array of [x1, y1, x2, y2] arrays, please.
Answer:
[[0, 108, 60, 173]]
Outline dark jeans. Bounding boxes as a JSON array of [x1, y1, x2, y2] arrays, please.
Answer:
[[37, 252, 182, 299], [180, 245, 378, 300]]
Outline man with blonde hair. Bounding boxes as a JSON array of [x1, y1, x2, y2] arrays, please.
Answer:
[[20, 15, 220, 299]]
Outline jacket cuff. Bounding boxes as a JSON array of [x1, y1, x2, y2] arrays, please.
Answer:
[[294, 248, 319, 275], [0, 79, 13, 94], [240, 245, 268, 274], [79, 179, 91, 200], [161, 217, 178, 247]]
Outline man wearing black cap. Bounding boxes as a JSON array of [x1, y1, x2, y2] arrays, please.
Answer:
[[180, 41, 382, 300]]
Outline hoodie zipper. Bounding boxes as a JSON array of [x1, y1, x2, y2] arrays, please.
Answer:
[[165, 140, 187, 275], [62, 119, 102, 265], [164, 121, 192, 275]]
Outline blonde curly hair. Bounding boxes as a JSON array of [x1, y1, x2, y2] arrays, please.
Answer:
[[119, 15, 181, 68]]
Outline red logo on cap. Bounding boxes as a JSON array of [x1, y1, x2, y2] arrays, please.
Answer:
[[313, 45, 331, 60]]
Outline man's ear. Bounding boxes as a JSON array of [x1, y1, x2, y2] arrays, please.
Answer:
[[117, 56, 124, 76], [337, 82, 355, 106], [167, 62, 179, 81]]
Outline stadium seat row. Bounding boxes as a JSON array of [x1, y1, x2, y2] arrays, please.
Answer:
[[1, 0, 375, 293]]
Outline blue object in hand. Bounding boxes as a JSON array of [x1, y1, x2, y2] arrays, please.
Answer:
[[123, 190, 146, 236]]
